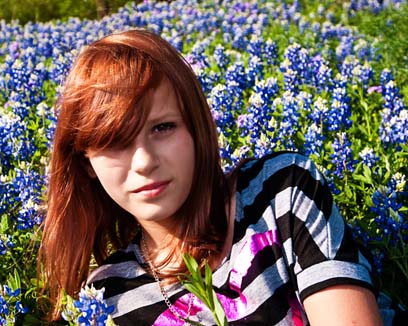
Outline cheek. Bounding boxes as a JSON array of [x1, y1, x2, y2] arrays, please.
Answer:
[[89, 159, 125, 190]]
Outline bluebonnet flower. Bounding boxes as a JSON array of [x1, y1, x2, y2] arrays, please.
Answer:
[[225, 61, 247, 90], [353, 38, 376, 61], [219, 134, 234, 172], [321, 21, 338, 40], [330, 132, 357, 179], [309, 96, 329, 125], [359, 147, 380, 168], [336, 36, 354, 63], [382, 79, 404, 114], [208, 84, 235, 136], [370, 174, 408, 245], [190, 39, 211, 68], [327, 77, 352, 131], [280, 43, 311, 92], [247, 34, 263, 57], [298, 16, 311, 35], [240, 77, 279, 143], [352, 62, 374, 90], [63, 285, 115, 326], [191, 64, 219, 94], [274, 91, 301, 150], [340, 55, 358, 80], [246, 55, 264, 88], [247, 92, 266, 142], [0, 235, 13, 256], [236, 113, 254, 137], [254, 133, 277, 159], [0, 284, 28, 325], [48, 48, 78, 84], [380, 80, 407, 146], [226, 79, 244, 112], [310, 54, 334, 93], [380, 69, 394, 94], [371, 249, 385, 276], [301, 94, 325, 155], [347, 0, 404, 15], [0, 110, 38, 170], [229, 145, 251, 168], [254, 77, 279, 108], [262, 39, 278, 66], [231, 26, 250, 51], [0, 164, 45, 230], [304, 123, 324, 157], [213, 44, 230, 72]]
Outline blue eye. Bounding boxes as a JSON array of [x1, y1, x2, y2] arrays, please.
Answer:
[[152, 122, 176, 133]]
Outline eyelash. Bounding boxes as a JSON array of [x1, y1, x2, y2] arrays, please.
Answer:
[[152, 122, 177, 133]]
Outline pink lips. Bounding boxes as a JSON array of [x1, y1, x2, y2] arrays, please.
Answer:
[[132, 181, 170, 198]]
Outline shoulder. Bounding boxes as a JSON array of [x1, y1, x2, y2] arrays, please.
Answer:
[[232, 151, 330, 236], [235, 151, 324, 192]]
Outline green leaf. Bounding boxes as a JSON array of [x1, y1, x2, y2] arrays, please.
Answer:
[[0, 215, 9, 233], [204, 262, 214, 309], [180, 253, 229, 325], [362, 165, 373, 184], [212, 289, 228, 326]]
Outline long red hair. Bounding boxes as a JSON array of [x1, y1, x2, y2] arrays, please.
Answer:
[[38, 29, 229, 319]]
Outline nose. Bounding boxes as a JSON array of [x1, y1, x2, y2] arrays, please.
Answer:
[[131, 143, 159, 175]]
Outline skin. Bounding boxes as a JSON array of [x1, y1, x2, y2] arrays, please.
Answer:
[[87, 79, 195, 252], [303, 285, 383, 325]]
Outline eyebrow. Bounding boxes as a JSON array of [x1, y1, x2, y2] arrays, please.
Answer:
[[147, 112, 182, 125]]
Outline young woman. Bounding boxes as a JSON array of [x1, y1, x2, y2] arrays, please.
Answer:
[[39, 29, 384, 325]]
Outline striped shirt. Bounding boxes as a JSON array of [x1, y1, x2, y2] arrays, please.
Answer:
[[88, 152, 374, 325]]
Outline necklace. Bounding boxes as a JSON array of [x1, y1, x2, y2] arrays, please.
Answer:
[[141, 232, 194, 325]]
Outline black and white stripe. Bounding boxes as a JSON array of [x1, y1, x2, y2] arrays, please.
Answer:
[[87, 152, 375, 325]]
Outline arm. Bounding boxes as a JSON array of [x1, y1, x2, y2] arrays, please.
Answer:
[[303, 284, 383, 326]]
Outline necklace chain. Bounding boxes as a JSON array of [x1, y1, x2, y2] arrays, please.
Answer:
[[141, 232, 193, 325]]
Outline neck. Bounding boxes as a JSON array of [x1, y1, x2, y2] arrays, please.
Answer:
[[139, 217, 179, 249], [139, 220, 182, 270]]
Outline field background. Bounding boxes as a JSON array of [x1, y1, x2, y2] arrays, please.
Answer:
[[0, 0, 407, 324]]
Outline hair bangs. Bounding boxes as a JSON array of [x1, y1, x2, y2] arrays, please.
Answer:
[[68, 44, 163, 152]]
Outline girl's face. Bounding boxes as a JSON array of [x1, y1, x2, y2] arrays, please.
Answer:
[[87, 79, 195, 229]]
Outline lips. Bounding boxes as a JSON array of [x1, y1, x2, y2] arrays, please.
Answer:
[[132, 181, 170, 198]]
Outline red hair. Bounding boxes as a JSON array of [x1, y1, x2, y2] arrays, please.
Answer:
[[38, 29, 229, 319]]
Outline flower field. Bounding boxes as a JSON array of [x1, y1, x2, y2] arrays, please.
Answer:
[[1, 0, 408, 324]]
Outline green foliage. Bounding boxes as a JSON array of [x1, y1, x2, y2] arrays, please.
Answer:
[[1, 0, 408, 323], [0, 0, 132, 24], [180, 253, 228, 326], [347, 3, 408, 86]]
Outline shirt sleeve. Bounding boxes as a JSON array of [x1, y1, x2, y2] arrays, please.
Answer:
[[266, 152, 374, 301]]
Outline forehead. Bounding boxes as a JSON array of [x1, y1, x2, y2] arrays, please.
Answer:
[[147, 79, 182, 119]]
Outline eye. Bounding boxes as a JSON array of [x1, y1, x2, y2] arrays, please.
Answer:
[[152, 122, 177, 134]]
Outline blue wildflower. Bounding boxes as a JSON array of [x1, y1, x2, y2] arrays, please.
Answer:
[[330, 132, 357, 178], [370, 174, 408, 245], [304, 123, 324, 157], [380, 80, 407, 146], [280, 43, 311, 92], [246, 55, 263, 87], [64, 285, 115, 326], [359, 147, 380, 168], [225, 61, 246, 90], [327, 79, 352, 131], [262, 39, 278, 66], [213, 44, 230, 72], [311, 54, 334, 93]]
